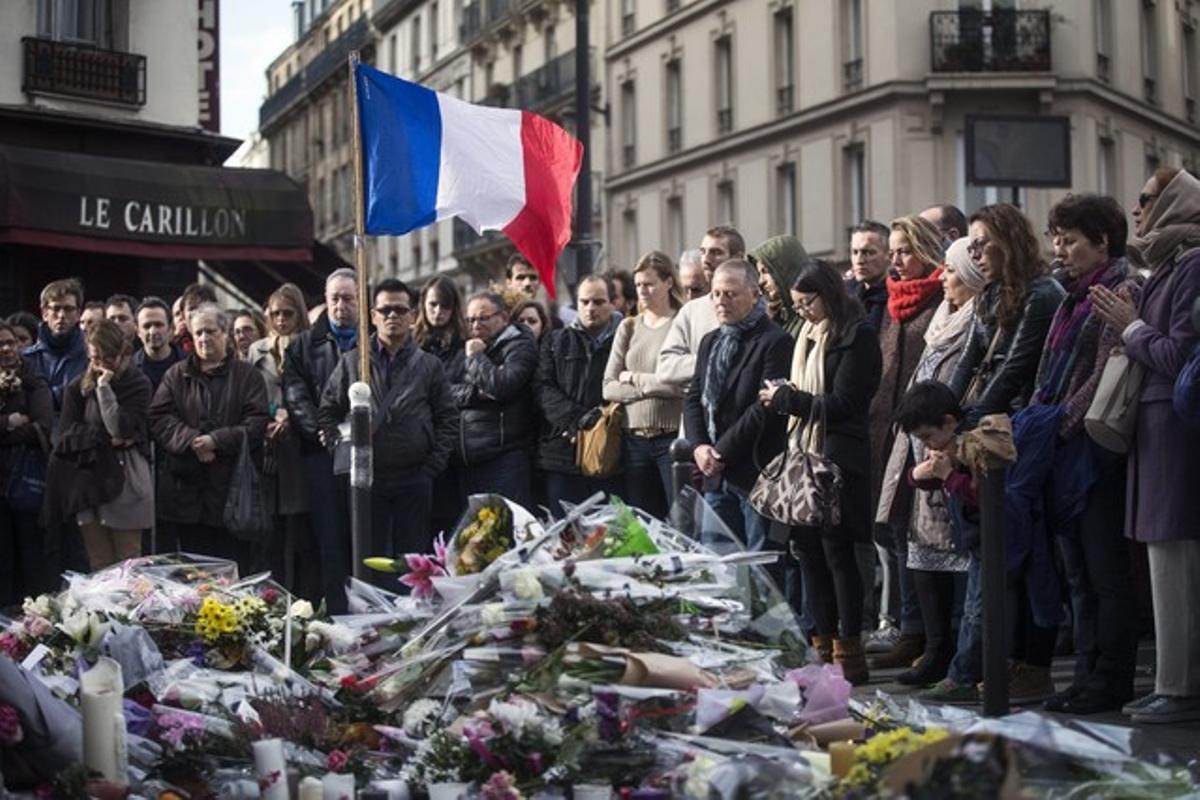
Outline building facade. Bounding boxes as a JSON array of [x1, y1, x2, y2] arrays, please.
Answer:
[[605, 0, 1200, 265]]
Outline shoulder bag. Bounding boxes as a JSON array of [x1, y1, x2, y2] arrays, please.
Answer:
[[223, 430, 270, 540], [1084, 346, 1145, 452], [576, 402, 625, 478], [749, 396, 844, 529]]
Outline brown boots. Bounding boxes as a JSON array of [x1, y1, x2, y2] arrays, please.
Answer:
[[869, 633, 926, 671], [811, 635, 834, 665], [834, 637, 870, 686]]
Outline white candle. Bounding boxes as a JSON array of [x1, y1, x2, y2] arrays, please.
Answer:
[[252, 738, 288, 800], [80, 657, 127, 782], [298, 776, 323, 800], [322, 772, 356, 800], [370, 780, 410, 800]]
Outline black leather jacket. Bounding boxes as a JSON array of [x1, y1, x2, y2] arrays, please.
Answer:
[[950, 274, 1066, 424], [450, 324, 539, 466], [282, 313, 348, 453], [536, 321, 619, 474]]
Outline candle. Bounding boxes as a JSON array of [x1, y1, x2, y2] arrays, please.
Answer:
[[829, 740, 856, 778], [323, 773, 356, 800], [299, 776, 323, 800], [369, 780, 410, 800], [80, 657, 127, 782], [252, 738, 288, 800]]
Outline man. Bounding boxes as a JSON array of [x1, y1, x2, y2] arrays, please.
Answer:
[[919, 204, 968, 249], [80, 301, 106, 336], [678, 249, 708, 301], [26, 279, 89, 414], [452, 291, 539, 508], [604, 269, 637, 316], [846, 220, 891, 333], [283, 268, 360, 612], [133, 297, 184, 392], [318, 277, 457, 589], [506, 254, 541, 300], [537, 275, 623, 514], [105, 294, 140, 344], [657, 226, 746, 388], [684, 260, 792, 550]]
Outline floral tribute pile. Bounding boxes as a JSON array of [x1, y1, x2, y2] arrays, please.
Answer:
[[0, 491, 1195, 799]]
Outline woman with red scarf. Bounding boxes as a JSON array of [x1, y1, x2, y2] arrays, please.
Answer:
[[867, 215, 946, 672]]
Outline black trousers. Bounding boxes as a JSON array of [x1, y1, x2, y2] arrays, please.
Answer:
[[177, 523, 255, 576], [791, 530, 864, 639], [0, 499, 49, 607], [913, 569, 958, 658], [368, 472, 433, 590]]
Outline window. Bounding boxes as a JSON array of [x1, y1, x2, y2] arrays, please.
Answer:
[[1142, 0, 1158, 103], [667, 196, 684, 257], [621, 0, 636, 36], [38, 0, 115, 47], [665, 60, 682, 153], [316, 177, 326, 228], [774, 9, 795, 114], [431, 2, 439, 60], [513, 44, 523, 82], [390, 33, 398, 73], [777, 163, 797, 236], [667, 0, 681, 11], [545, 25, 557, 62], [845, 144, 865, 231], [623, 209, 639, 266], [717, 180, 735, 225], [332, 168, 343, 227], [1098, 136, 1116, 196], [484, 60, 495, 92], [842, 0, 863, 90], [1095, 0, 1112, 81], [331, 88, 343, 146], [411, 15, 422, 73], [431, 238, 440, 268], [1185, 23, 1197, 122], [621, 80, 637, 168], [412, 243, 423, 276], [340, 87, 351, 144], [715, 36, 733, 134], [1146, 150, 1161, 179]]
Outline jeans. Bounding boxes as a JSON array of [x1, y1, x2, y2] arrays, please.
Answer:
[[855, 542, 879, 631], [703, 481, 768, 553], [369, 472, 434, 589], [621, 433, 674, 519], [948, 549, 983, 685], [302, 451, 351, 614], [463, 449, 532, 510], [545, 471, 617, 518]]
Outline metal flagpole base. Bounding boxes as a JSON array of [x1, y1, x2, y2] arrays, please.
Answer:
[[349, 381, 372, 582]]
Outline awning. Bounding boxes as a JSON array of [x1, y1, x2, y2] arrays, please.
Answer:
[[0, 144, 312, 262]]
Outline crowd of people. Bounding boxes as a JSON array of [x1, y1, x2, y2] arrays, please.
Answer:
[[2, 167, 1199, 727]]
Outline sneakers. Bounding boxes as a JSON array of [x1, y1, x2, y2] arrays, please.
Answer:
[[1122, 692, 1162, 715], [918, 677, 980, 705], [1129, 694, 1200, 725], [864, 622, 901, 654], [1007, 663, 1056, 705]]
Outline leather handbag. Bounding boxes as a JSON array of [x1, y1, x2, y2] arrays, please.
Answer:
[[749, 397, 844, 529], [575, 402, 624, 478], [1084, 347, 1144, 453], [223, 431, 270, 540]]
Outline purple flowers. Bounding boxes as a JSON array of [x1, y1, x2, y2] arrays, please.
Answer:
[[399, 533, 449, 599]]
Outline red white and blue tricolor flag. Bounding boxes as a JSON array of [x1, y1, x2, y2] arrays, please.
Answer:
[[355, 62, 582, 298]]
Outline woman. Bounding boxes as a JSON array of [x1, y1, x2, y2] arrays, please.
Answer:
[[876, 237, 985, 686], [602, 251, 684, 517], [948, 202, 1067, 704], [513, 299, 550, 345], [759, 259, 883, 685], [0, 323, 52, 605], [752, 235, 810, 339], [1093, 167, 1200, 724], [246, 284, 315, 595], [868, 215, 947, 672], [59, 319, 154, 570], [6, 313, 39, 352], [151, 303, 270, 574], [232, 309, 268, 360], [414, 276, 467, 536]]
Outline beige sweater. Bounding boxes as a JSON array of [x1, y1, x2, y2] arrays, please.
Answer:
[[602, 314, 684, 432]]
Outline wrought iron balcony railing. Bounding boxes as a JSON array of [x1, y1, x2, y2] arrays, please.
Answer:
[[260, 17, 371, 129], [22, 36, 146, 106], [930, 9, 1051, 72]]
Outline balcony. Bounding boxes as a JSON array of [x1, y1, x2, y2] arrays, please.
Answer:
[[717, 107, 733, 134], [510, 48, 589, 110], [22, 37, 145, 106], [260, 17, 372, 130], [777, 84, 794, 115], [1097, 52, 1111, 82], [460, 0, 513, 45], [930, 9, 1051, 72], [842, 59, 863, 91]]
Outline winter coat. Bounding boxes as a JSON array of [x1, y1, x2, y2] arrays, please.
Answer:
[[845, 279, 889, 334], [150, 355, 270, 525], [765, 317, 882, 542], [318, 336, 458, 486], [282, 313, 352, 454], [683, 316, 794, 493], [752, 235, 810, 340], [0, 360, 52, 491], [247, 336, 308, 516], [451, 324, 539, 466], [420, 330, 468, 385], [23, 324, 87, 414], [536, 319, 621, 474]]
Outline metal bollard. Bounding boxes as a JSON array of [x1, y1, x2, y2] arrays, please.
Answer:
[[669, 438, 695, 535], [348, 381, 372, 582], [978, 465, 1009, 717]]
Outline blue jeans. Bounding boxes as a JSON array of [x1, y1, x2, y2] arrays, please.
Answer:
[[462, 449, 532, 510], [703, 481, 768, 553], [948, 549, 983, 685], [303, 451, 350, 614], [622, 433, 674, 519]]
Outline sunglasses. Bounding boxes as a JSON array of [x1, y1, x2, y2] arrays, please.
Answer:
[[375, 305, 413, 319]]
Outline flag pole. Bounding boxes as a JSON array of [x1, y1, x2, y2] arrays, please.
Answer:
[[347, 49, 372, 583]]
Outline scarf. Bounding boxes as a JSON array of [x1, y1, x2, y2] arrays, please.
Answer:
[[886, 269, 944, 323], [329, 319, 358, 352], [1033, 259, 1123, 405], [923, 296, 976, 352], [570, 311, 623, 352], [788, 318, 831, 451], [702, 298, 767, 441], [1128, 170, 1200, 272], [0, 364, 22, 397]]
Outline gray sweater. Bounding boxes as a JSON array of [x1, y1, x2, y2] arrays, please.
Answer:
[[602, 314, 684, 432]]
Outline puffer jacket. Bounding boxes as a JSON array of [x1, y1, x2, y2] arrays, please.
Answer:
[[950, 274, 1066, 425], [150, 355, 270, 525], [536, 317, 621, 474], [282, 313, 349, 454], [24, 323, 87, 414], [317, 336, 458, 483], [451, 324, 538, 466], [751, 235, 810, 340]]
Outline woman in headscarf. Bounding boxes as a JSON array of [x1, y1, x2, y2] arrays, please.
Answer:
[[751, 235, 810, 340]]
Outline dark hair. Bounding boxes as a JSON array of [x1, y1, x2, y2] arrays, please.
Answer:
[[604, 269, 637, 305], [7, 311, 39, 336], [83, 300, 106, 313], [704, 225, 746, 258], [790, 258, 862, 337], [466, 290, 509, 315], [577, 274, 614, 301], [373, 278, 416, 307], [851, 220, 890, 242], [933, 204, 968, 240], [969, 203, 1047, 331], [1047, 193, 1128, 257], [505, 253, 533, 278], [135, 296, 171, 319], [511, 299, 550, 339], [233, 308, 268, 339], [895, 380, 964, 433], [105, 293, 138, 315], [414, 276, 466, 345], [179, 282, 218, 313]]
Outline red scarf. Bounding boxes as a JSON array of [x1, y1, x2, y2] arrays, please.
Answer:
[[886, 269, 944, 323]]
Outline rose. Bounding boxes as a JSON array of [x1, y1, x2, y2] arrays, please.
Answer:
[[326, 749, 349, 772], [289, 599, 314, 620], [481, 603, 506, 627], [510, 569, 544, 601]]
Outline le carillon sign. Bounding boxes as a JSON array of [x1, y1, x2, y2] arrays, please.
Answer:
[[0, 144, 312, 261]]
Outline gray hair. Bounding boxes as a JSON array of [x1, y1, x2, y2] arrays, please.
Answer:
[[325, 267, 357, 290], [678, 249, 702, 270], [714, 259, 759, 291], [188, 302, 230, 334]]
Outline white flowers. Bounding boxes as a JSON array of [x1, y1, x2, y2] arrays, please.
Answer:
[[22, 595, 53, 619], [289, 599, 314, 620], [57, 609, 109, 646], [304, 621, 357, 653], [510, 568, 544, 601], [487, 697, 563, 746], [403, 698, 442, 737], [400, 637, 423, 660], [480, 603, 507, 626], [683, 755, 718, 799]]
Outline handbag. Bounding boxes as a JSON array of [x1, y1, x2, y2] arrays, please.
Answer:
[[749, 397, 844, 529], [223, 431, 270, 540], [1084, 347, 1144, 453], [575, 402, 624, 478], [6, 444, 47, 513]]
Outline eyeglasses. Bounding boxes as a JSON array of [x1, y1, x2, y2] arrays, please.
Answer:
[[794, 294, 820, 310], [375, 305, 413, 319], [465, 310, 501, 326], [46, 304, 78, 315], [1138, 192, 1159, 208]]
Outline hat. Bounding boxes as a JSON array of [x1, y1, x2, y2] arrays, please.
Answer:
[[945, 236, 986, 293]]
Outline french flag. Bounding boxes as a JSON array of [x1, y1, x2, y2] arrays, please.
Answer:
[[355, 63, 583, 298]]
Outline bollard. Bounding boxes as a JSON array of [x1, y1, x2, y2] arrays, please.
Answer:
[[348, 381, 372, 582], [669, 438, 695, 535], [978, 465, 1009, 717]]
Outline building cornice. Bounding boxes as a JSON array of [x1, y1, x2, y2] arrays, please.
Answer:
[[604, 0, 727, 61]]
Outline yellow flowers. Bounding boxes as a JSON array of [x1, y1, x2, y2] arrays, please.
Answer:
[[840, 726, 949, 789], [455, 503, 511, 575], [194, 597, 243, 643]]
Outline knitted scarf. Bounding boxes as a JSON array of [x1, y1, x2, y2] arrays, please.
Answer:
[[328, 319, 358, 352], [1034, 259, 1122, 406], [886, 269, 944, 323], [702, 298, 767, 441], [788, 318, 831, 451]]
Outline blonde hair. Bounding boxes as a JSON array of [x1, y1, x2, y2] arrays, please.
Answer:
[[633, 250, 684, 310], [890, 215, 946, 276], [265, 283, 310, 337]]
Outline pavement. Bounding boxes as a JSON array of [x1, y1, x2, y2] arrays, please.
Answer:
[[854, 640, 1200, 764]]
